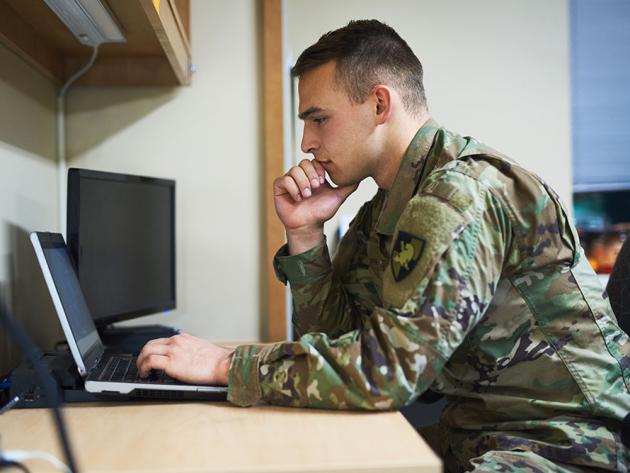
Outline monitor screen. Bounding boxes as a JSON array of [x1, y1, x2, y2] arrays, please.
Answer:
[[67, 168, 176, 326]]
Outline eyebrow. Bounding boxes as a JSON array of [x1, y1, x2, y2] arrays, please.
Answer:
[[298, 107, 325, 120]]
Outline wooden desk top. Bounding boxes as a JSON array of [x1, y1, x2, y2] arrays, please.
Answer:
[[0, 402, 441, 473]]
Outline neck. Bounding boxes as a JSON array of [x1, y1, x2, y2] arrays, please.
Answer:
[[374, 110, 430, 190]]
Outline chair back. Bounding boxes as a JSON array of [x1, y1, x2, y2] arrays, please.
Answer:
[[607, 237, 630, 335], [606, 237, 630, 449]]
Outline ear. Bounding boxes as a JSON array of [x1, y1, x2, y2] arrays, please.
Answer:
[[373, 85, 393, 125]]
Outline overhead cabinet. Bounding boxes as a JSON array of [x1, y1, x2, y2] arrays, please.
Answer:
[[0, 0, 192, 86]]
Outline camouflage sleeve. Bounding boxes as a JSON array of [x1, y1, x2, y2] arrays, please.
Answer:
[[272, 198, 379, 338], [228, 171, 510, 409]]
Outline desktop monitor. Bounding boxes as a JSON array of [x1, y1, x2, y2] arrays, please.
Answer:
[[66, 168, 176, 327]]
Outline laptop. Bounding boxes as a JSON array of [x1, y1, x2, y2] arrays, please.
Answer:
[[31, 231, 227, 401]]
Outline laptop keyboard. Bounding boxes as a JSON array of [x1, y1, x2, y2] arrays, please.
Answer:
[[97, 355, 180, 384]]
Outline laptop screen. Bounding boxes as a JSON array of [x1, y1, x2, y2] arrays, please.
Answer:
[[32, 233, 102, 370]]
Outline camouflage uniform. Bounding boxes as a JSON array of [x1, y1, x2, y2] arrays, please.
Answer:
[[229, 119, 630, 472]]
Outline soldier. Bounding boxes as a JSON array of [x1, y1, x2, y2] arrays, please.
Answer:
[[138, 20, 630, 472]]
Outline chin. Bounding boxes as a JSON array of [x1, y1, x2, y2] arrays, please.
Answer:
[[330, 174, 360, 187], [328, 173, 345, 186]]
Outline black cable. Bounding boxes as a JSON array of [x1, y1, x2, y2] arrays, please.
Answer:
[[0, 459, 31, 473], [0, 302, 79, 473]]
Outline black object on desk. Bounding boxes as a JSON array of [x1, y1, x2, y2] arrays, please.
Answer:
[[10, 351, 100, 408]]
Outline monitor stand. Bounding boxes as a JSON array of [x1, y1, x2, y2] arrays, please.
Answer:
[[99, 324, 180, 354]]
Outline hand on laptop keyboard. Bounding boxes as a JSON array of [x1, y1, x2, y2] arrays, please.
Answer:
[[136, 333, 234, 386]]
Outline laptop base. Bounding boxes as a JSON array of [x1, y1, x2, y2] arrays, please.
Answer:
[[10, 350, 227, 408]]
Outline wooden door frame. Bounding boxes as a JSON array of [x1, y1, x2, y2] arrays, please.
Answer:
[[262, 0, 287, 341]]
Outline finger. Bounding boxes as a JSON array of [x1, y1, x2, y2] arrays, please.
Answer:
[[169, 334, 185, 345], [144, 337, 172, 347], [298, 159, 322, 189], [137, 342, 170, 368], [138, 354, 169, 378], [311, 160, 326, 183], [170, 333, 196, 346], [288, 166, 313, 198], [274, 175, 302, 202]]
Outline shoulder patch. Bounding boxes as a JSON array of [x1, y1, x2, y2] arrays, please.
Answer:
[[383, 192, 473, 309], [391, 231, 426, 282]]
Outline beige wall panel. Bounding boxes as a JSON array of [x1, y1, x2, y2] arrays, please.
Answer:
[[66, 0, 262, 342]]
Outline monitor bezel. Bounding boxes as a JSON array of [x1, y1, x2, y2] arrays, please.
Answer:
[[67, 168, 176, 327]]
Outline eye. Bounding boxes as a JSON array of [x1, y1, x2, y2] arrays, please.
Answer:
[[313, 116, 328, 126]]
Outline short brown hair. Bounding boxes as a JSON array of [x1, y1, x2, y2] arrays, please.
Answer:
[[292, 20, 427, 116]]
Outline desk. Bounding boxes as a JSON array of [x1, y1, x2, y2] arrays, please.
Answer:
[[0, 402, 441, 473]]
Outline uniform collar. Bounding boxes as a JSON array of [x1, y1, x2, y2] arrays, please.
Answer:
[[376, 118, 441, 236]]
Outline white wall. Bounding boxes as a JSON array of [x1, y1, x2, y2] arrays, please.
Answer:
[[286, 0, 572, 250], [0, 44, 61, 374], [66, 0, 262, 342]]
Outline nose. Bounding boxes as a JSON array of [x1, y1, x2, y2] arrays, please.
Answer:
[[300, 124, 319, 155]]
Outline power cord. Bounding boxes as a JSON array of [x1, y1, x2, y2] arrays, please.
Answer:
[[57, 44, 99, 236], [0, 433, 30, 473], [0, 395, 20, 415], [0, 458, 31, 473], [59, 45, 99, 98], [0, 450, 69, 473]]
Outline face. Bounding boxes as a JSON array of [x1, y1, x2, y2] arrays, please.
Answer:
[[298, 61, 381, 186]]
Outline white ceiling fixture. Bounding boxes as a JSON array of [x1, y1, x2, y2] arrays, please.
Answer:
[[43, 0, 126, 46]]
